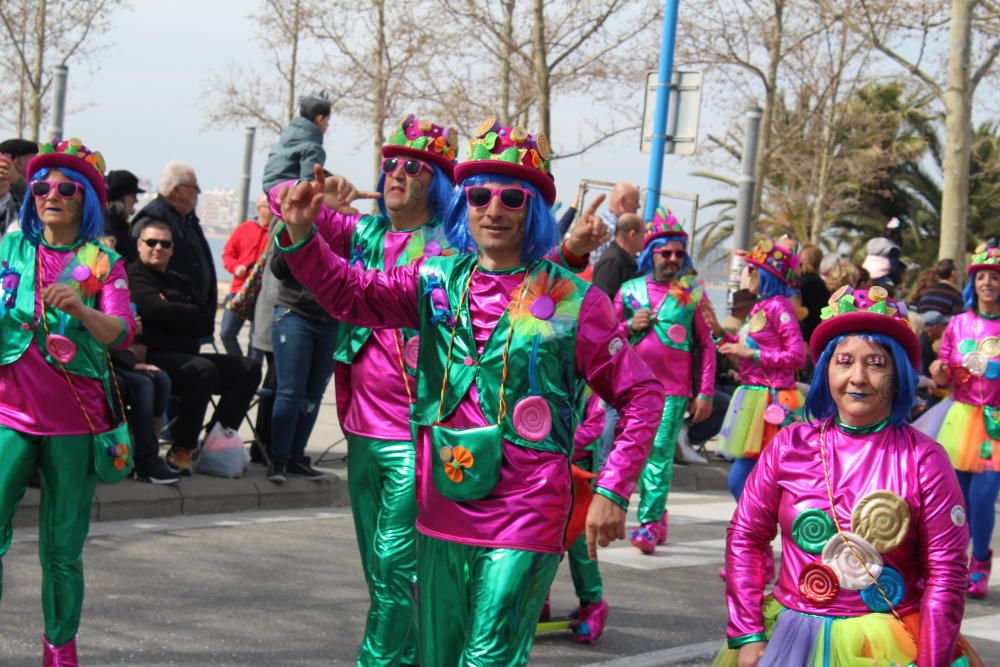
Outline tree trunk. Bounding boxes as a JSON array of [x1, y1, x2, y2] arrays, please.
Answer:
[[498, 0, 515, 125], [287, 0, 300, 122], [751, 0, 784, 225], [532, 0, 550, 139], [30, 0, 46, 142], [372, 0, 387, 184], [938, 0, 973, 266]]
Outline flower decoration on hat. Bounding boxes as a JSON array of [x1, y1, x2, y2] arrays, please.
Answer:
[[453, 117, 556, 204], [810, 285, 921, 370], [745, 236, 799, 285], [643, 206, 687, 249], [383, 113, 458, 181], [26, 137, 108, 206], [968, 243, 1000, 276]]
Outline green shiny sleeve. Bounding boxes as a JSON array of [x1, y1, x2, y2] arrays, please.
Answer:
[[273, 221, 317, 253], [727, 633, 767, 649], [593, 486, 628, 511]]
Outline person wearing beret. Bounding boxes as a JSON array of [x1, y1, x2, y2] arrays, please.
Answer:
[[917, 243, 1000, 598], [269, 119, 662, 666], [716, 286, 971, 667]]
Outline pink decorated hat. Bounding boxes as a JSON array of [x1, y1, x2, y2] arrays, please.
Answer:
[[452, 118, 555, 204], [745, 236, 799, 285], [967, 243, 1000, 276], [26, 138, 107, 206], [382, 114, 458, 182], [643, 206, 687, 249], [810, 285, 920, 370]]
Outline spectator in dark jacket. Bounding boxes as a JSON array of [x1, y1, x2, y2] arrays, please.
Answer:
[[131, 161, 217, 327], [0, 138, 37, 235], [103, 169, 145, 263], [914, 258, 965, 316], [592, 213, 645, 298], [797, 244, 829, 341], [129, 219, 260, 474], [261, 91, 331, 193]]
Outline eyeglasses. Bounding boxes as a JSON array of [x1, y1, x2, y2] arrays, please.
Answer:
[[658, 249, 686, 260], [178, 182, 201, 193], [381, 157, 429, 177], [464, 186, 533, 211], [140, 238, 173, 249], [31, 181, 83, 199]]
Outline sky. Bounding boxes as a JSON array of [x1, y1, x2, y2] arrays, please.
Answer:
[[31, 0, 713, 233]]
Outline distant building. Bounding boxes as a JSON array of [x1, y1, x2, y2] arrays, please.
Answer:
[[197, 188, 240, 235]]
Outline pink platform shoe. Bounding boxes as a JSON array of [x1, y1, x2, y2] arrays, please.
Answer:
[[629, 525, 657, 554], [43, 635, 78, 667], [570, 598, 609, 644], [968, 550, 992, 598]]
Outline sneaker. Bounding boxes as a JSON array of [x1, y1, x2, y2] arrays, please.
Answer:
[[165, 447, 193, 476], [677, 429, 708, 464], [287, 458, 325, 480], [133, 458, 181, 485], [267, 462, 287, 484]]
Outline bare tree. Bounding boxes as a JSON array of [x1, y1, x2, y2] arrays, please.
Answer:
[[821, 0, 1000, 264], [0, 0, 126, 140]]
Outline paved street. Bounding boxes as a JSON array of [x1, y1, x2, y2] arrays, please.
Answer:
[[3, 490, 999, 666]]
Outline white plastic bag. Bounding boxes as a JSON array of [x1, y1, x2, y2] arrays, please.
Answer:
[[195, 423, 249, 478]]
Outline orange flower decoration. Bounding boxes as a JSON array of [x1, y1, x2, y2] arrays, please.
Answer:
[[444, 445, 474, 483]]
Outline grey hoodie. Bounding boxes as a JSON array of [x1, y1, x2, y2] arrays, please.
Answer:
[[261, 117, 326, 193]]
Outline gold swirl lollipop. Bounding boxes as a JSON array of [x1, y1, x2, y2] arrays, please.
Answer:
[[474, 117, 498, 138], [828, 285, 850, 304], [821, 531, 883, 590], [868, 286, 889, 302], [535, 133, 552, 160], [851, 490, 911, 553], [979, 336, 1000, 358], [748, 310, 767, 333]]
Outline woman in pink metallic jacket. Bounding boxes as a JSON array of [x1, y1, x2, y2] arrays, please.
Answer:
[[715, 286, 972, 667]]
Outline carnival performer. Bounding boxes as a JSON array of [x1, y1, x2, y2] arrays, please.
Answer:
[[717, 237, 805, 502], [0, 139, 136, 666], [614, 208, 714, 555], [917, 243, 1000, 599], [716, 286, 970, 667], [272, 119, 663, 666]]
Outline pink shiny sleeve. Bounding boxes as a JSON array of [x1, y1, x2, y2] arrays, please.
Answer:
[[99, 259, 136, 349], [757, 298, 806, 370], [938, 318, 957, 380], [693, 304, 716, 397], [612, 291, 625, 321], [576, 287, 663, 501], [267, 180, 360, 257], [915, 438, 968, 665], [279, 226, 420, 331], [573, 394, 605, 456], [725, 427, 786, 639]]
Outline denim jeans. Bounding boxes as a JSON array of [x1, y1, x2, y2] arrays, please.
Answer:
[[220, 293, 247, 357], [271, 307, 338, 465], [116, 368, 171, 468]]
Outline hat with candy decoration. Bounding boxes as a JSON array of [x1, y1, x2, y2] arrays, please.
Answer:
[[26, 137, 107, 206], [453, 118, 555, 204], [810, 285, 920, 370], [643, 206, 687, 249], [383, 114, 458, 182], [967, 243, 1000, 276], [745, 236, 800, 285]]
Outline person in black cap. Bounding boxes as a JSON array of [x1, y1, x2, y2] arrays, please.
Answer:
[[104, 169, 146, 263], [0, 138, 38, 235]]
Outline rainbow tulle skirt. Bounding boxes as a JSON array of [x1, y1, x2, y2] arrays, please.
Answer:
[[717, 385, 803, 459], [914, 398, 1000, 473], [711, 597, 972, 667]]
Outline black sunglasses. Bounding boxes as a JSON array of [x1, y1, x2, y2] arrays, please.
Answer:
[[140, 238, 173, 249], [658, 248, 686, 259], [381, 157, 428, 176]]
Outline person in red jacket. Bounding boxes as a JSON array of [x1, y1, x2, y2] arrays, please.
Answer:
[[221, 194, 271, 357]]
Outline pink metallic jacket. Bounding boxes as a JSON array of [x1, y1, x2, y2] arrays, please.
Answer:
[[937, 310, 1000, 408], [737, 296, 805, 389], [726, 420, 968, 666]]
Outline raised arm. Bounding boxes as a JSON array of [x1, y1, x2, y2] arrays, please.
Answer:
[[268, 179, 363, 258]]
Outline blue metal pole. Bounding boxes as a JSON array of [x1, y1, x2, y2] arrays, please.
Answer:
[[643, 0, 681, 221]]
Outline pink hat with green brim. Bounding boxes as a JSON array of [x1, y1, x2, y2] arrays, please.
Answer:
[[810, 285, 920, 370], [967, 244, 1000, 276], [382, 114, 458, 182], [452, 118, 556, 204], [26, 138, 107, 207]]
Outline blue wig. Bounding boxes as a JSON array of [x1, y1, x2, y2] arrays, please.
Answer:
[[444, 174, 558, 263], [19, 167, 104, 244], [376, 163, 455, 225], [804, 332, 917, 427], [637, 237, 692, 275], [757, 268, 794, 299]]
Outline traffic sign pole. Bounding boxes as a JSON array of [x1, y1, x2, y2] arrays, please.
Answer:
[[643, 0, 681, 222]]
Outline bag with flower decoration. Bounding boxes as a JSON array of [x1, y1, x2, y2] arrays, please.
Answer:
[[430, 424, 503, 502], [90, 420, 134, 484]]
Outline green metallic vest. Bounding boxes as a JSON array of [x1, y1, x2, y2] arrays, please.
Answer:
[[0, 231, 120, 380], [618, 274, 704, 351], [332, 214, 453, 364], [410, 254, 590, 456]]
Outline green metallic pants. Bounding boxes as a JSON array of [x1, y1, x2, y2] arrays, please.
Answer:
[[417, 534, 560, 666], [568, 454, 602, 605], [346, 434, 418, 666], [636, 394, 688, 525], [0, 426, 96, 646]]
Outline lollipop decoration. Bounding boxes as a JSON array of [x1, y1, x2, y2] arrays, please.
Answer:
[[821, 531, 883, 590], [512, 395, 551, 442], [851, 490, 911, 553], [798, 561, 840, 605], [859, 565, 905, 613], [791, 508, 837, 554]]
